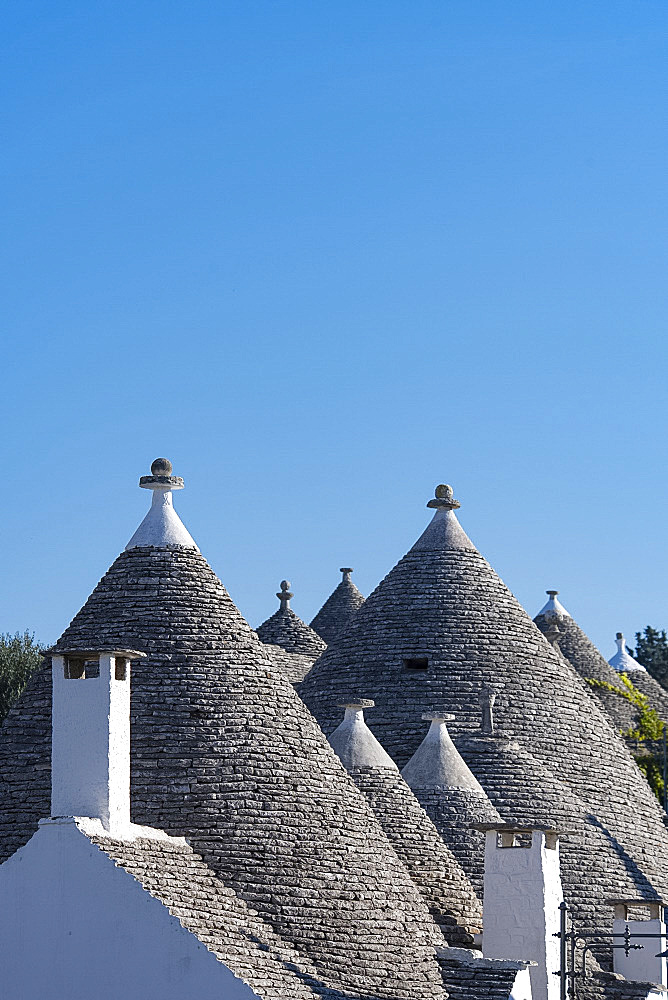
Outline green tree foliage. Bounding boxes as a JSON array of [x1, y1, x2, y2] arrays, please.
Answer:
[[634, 626, 668, 690], [0, 632, 44, 723]]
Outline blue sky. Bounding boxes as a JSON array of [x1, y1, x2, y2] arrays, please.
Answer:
[[2, 1, 667, 654]]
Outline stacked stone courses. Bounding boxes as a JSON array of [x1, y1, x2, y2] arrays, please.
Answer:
[[88, 834, 326, 1000], [0, 544, 448, 1000], [299, 491, 668, 941], [534, 606, 641, 734], [340, 763, 483, 946], [256, 583, 327, 660], [310, 569, 365, 645], [535, 603, 668, 731]]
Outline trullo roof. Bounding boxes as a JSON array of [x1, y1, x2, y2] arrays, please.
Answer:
[[0, 461, 447, 1000], [256, 580, 327, 659], [534, 594, 668, 728], [298, 483, 668, 938], [310, 568, 365, 644], [328, 700, 483, 946]]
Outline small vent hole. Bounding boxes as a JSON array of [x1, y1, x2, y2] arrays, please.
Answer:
[[403, 657, 429, 670]]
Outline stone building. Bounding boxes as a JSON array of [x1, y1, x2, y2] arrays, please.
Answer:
[[298, 484, 668, 945], [0, 464, 667, 1000], [256, 580, 326, 681]]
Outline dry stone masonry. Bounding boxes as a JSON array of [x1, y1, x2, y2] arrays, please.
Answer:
[[310, 569, 365, 645], [299, 484, 668, 943]]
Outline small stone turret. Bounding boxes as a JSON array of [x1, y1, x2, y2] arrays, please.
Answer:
[[310, 568, 365, 645], [256, 581, 326, 660], [402, 709, 501, 894], [328, 700, 483, 946]]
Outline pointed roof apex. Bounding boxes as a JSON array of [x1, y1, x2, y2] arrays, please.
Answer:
[[277, 580, 293, 610], [125, 458, 198, 551], [536, 589, 571, 619], [427, 484, 461, 510], [609, 633, 647, 674], [328, 700, 398, 771], [402, 712, 485, 792], [412, 485, 474, 553]]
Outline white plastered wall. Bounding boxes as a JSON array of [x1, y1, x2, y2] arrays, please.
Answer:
[[0, 819, 260, 1000], [482, 830, 562, 1000]]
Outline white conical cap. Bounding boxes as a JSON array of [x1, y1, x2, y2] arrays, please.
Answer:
[[328, 701, 398, 771], [402, 713, 485, 792], [609, 633, 646, 673], [411, 485, 475, 552], [536, 590, 571, 619], [125, 458, 198, 551]]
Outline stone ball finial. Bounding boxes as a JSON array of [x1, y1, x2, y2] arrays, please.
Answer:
[[139, 457, 184, 491], [151, 458, 173, 476], [616, 632, 624, 641], [427, 483, 461, 510], [276, 580, 294, 608]]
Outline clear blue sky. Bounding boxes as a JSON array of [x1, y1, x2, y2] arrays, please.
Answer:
[[2, 1, 667, 655]]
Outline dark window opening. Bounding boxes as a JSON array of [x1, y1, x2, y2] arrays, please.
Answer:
[[64, 657, 99, 679], [496, 831, 532, 849], [115, 658, 128, 681], [404, 657, 429, 670]]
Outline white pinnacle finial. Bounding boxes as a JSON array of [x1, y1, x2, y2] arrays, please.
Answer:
[[125, 458, 198, 551], [609, 633, 646, 673], [402, 711, 484, 791], [328, 699, 397, 771], [537, 590, 571, 619]]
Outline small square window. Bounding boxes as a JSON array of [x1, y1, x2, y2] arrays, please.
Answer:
[[404, 657, 429, 670], [64, 658, 85, 680], [64, 657, 99, 679]]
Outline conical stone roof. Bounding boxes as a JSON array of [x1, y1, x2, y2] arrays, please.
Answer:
[[299, 483, 668, 936], [328, 700, 483, 946], [401, 711, 501, 897], [256, 581, 327, 659], [310, 569, 365, 645], [535, 595, 668, 729], [0, 462, 447, 1000], [534, 593, 640, 734]]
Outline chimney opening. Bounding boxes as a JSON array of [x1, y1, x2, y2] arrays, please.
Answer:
[[115, 658, 128, 681], [497, 830, 532, 849], [64, 657, 100, 679], [403, 657, 429, 671]]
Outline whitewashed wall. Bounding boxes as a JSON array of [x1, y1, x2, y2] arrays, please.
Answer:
[[0, 819, 260, 1000]]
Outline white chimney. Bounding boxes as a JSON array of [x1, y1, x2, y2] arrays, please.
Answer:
[[608, 899, 667, 987], [479, 824, 563, 1000], [51, 648, 145, 835]]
